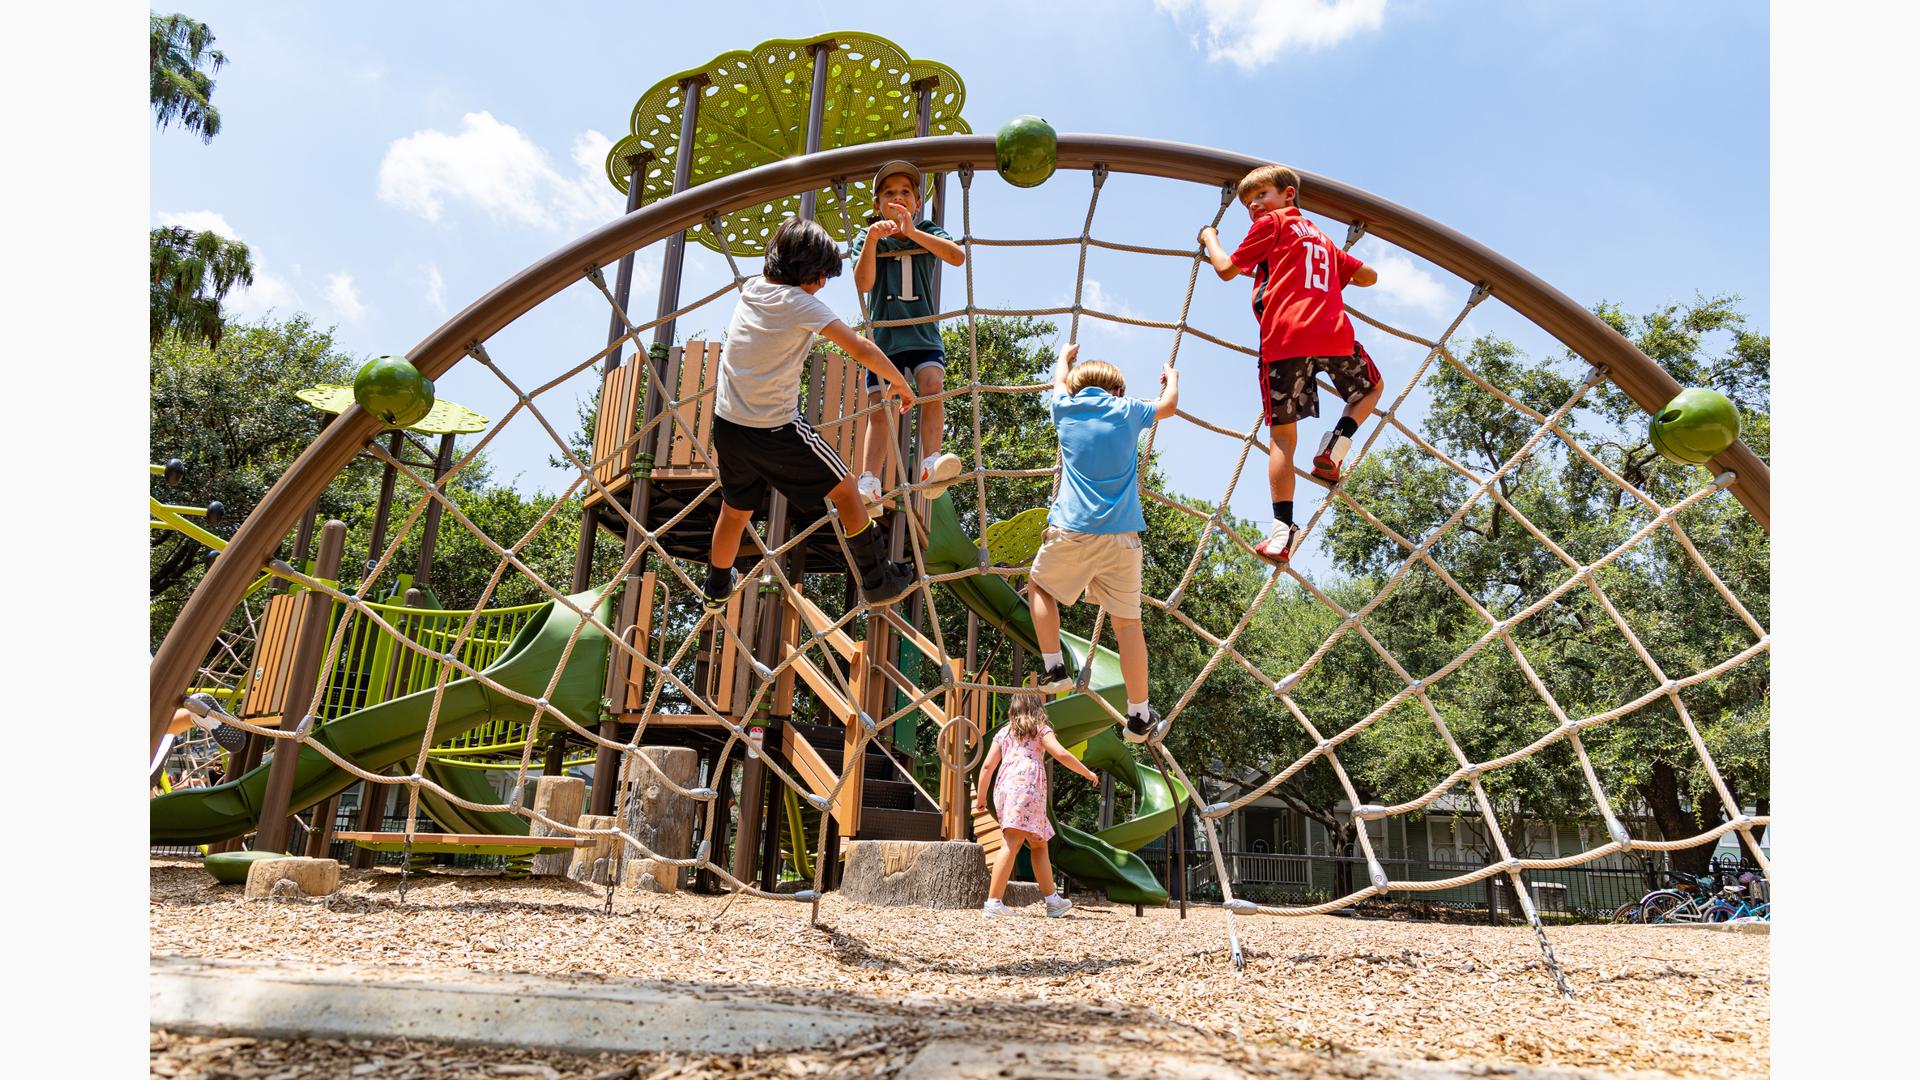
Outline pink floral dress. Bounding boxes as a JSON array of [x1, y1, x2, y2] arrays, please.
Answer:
[[991, 723, 1054, 840]]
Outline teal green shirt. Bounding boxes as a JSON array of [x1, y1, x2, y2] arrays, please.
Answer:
[[849, 218, 952, 356]]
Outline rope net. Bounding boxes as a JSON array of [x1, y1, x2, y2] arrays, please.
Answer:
[[162, 158, 1769, 994]]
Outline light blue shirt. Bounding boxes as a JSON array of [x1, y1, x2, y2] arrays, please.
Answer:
[[1047, 387, 1157, 534]]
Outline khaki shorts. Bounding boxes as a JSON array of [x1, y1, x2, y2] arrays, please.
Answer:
[[1028, 528, 1143, 620]]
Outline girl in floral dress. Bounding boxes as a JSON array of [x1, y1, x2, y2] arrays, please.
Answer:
[[973, 693, 1101, 917]]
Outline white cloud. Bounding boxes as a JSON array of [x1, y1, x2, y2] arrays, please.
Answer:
[[155, 209, 301, 322], [1155, 0, 1387, 69], [1070, 278, 1147, 337], [377, 111, 625, 232], [1354, 238, 1450, 315], [325, 272, 368, 321], [424, 264, 447, 314]]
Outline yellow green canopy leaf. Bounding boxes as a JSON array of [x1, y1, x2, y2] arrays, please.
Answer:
[[296, 385, 490, 435]]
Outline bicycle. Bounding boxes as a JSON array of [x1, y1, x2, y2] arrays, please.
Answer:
[[1611, 870, 1719, 924], [1706, 871, 1770, 922]]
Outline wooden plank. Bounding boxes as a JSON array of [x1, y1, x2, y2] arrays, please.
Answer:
[[773, 600, 799, 708], [839, 641, 868, 837], [781, 724, 850, 831], [667, 342, 704, 469], [787, 593, 857, 662], [241, 593, 303, 721], [691, 341, 719, 465], [622, 571, 658, 712], [785, 651, 854, 721], [585, 362, 640, 508], [710, 588, 744, 715], [655, 345, 686, 466]]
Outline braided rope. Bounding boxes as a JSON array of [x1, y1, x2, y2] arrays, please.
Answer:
[[175, 164, 1769, 996]]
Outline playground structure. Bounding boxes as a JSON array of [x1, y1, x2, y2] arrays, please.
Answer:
[[148, 33, 1770, 997]]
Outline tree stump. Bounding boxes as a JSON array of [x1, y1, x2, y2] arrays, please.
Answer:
[[622, 747, 699, 893], [244, 856, 340, 899], [567, 814, 620, 885], [529, 776, 586, 877], [840, 840, 988, 909]]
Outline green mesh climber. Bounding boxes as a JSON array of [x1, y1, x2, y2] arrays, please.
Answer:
[[604, 31, 969, 257]]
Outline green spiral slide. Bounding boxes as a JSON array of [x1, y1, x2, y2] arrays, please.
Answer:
[[922, 494, 1189, 905], [149, 591, 612, 846]]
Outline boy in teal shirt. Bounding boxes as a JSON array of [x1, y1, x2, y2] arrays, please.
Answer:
[[849, 160, 966, 509]]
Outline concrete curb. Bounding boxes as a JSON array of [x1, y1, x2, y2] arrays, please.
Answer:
[[151, 956, 941, 1054], [1645, 920, 1770, 935]]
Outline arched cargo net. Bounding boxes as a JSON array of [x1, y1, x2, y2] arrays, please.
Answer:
[[154, 151, 1769, 997]]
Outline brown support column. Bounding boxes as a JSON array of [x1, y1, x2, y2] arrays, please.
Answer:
[[913, 77, 947, 312], [570, 153, 654, 595], [348, 769, 393, 869], [254, 520, 347, 853], [651, 76, 708, 353], [700, 742, 734, 893], [413, 433, 457, 588], [796, 40, 834, 221], [363, 431, 404, 586]]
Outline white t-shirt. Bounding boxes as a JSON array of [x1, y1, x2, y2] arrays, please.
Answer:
[[714, 277, 841, 428]]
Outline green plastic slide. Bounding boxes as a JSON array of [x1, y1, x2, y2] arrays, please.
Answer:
[[149, 591, 612, 846], [921, 495, 1189, 905]]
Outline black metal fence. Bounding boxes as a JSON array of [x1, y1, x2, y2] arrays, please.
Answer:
[[1133, 849, 1765, 922]]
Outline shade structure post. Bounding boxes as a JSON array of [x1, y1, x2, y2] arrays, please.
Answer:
[[254, 520, 347, 853]]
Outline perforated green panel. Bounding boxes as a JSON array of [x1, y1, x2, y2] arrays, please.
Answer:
[[296, 385, 490, 435], [606, 31, 969, 257]]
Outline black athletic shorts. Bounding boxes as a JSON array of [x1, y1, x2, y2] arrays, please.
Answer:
[[1260, 342, 1380, 427], [864, 348, 946, 392], [712, 414, 851, 518]]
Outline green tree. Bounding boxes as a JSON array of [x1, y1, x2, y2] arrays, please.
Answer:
[[151, 12, 226, 142], [151, 225, 254, 347], [1322, 295, 1770, 877]]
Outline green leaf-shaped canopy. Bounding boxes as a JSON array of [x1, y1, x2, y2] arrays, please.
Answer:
[[296, 385, 490, 435], [605, 31, 969, 257]]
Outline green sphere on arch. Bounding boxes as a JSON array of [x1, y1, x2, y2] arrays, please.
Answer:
[[353, 355, 436, 429], [1649, 387, 1740, 466], [995, 115, 1058, 188]]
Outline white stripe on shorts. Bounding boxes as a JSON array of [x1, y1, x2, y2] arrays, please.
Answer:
[[791, 417, 850, 480]]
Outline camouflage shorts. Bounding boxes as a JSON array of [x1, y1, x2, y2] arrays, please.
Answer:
[[1260, 343, 1381, 427]]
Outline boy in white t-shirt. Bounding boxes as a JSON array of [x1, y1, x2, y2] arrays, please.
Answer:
[[705, 217, 920, 612]]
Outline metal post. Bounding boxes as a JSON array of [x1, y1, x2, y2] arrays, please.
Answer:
[[413, 433, 457, 587], [651, 76, 708, 353], [364, 431, 404, 582], [254, 520, 347, 852], [348, 769, 392, 869], [570, 153, 654, 595], [796, 40, 834, 221], [913, 77, 947, 312]]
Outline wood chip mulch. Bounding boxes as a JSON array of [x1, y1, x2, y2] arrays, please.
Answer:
[[150, 860, 1767, 1078]]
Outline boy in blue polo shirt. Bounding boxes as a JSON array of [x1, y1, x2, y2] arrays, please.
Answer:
[[1028, 343, 1178, 743]]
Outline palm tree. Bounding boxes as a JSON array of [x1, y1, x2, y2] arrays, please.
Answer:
[[151, 13, 226, 142], [151, 226, 253, 347]]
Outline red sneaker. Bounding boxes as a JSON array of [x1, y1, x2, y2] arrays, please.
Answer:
[[1252, 522, 1301, 565], [1312, 431, 1352, 485]]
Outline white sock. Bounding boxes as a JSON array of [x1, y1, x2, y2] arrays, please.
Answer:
[[1042, 651, 1063, 670], [1045, 891, 1061, 901], [1128, 699, 1150, 719]]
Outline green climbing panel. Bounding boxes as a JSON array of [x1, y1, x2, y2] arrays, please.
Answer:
[[605, 31, 971, 257]]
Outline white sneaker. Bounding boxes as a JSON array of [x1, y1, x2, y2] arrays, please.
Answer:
[[1043, 894, 1073, 918], [855, 472, 885, 511], [1252, 521, 1301, 566], [981, 899, 1014, 918], [917, 452, 963, 498]]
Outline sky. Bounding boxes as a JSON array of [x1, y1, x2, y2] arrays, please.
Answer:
[[148, 0, 1768, 581]]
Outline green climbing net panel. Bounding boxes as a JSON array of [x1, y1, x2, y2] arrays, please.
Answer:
[[605, 31, 970, 257]]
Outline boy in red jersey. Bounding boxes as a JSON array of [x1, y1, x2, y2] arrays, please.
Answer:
[[1200, 164, 1381, 565]]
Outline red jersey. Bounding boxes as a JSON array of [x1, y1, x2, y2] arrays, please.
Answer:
[[1231, 207, 1365, 362]]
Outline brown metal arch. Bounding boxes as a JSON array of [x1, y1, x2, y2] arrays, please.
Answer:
[[150, 133, 1770, 749]]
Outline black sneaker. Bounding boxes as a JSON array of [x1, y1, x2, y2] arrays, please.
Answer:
[[1038, 658, 1076, 694], [702, 567, 735, 614], [858, 559, 919, 607], [1122, 705, 1161, 745]]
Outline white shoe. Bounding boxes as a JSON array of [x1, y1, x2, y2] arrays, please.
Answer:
[[1252, 521, 1301, 565], [856, 472, 885, 511], [981, 900, 1014, 918], [917, 452, 963, 498], [1312, 430, 1353, 484], [1043, 894, 1073, 918]]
